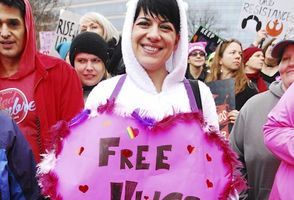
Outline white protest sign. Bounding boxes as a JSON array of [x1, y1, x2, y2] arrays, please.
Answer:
[[50, 9, 81, 56], [238, 0, 294, 41]]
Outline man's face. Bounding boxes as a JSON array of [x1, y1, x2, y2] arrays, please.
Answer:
[[0, 3, 26, 60], [279, 44, 294, 90]]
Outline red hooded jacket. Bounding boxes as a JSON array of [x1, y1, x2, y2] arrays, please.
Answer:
[[0, 0, 84, 162]]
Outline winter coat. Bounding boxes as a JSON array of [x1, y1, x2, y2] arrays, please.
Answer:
[[0, 0, 84, 162], [0, 111, 41, 200], [230, 81, 283, 200], [264, 82, 294, 200]]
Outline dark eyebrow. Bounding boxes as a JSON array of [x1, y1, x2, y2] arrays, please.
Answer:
[[137, 16, 170, 24], [0, 18, 22, 25], [137, 17, 151, 21], [0, 18, 21, 25], [8, 18, 21, 23]]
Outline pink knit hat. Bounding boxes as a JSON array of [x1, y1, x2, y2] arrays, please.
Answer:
[[188, 42, 207, 56]]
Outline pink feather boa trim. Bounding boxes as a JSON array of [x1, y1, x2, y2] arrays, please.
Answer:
[[39, 100, 246, 199]]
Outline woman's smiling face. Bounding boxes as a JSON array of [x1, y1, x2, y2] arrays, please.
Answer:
[[131, 9, 179, 74]]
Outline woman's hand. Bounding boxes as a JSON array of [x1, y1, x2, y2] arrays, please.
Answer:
[[228, 110, 239, 124], [252, 29, 267, 47]]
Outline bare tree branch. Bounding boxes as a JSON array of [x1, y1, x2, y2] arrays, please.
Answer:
[[187, 5, 227, 39], [29, 0, 70, 48]]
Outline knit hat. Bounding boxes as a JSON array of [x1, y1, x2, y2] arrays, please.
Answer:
[[243, 47, 262, 64], [188, 42, 207, 56], [69, 32, 109, 69]]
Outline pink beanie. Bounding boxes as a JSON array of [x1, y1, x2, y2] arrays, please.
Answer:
[[188, 42, 207, 56], [243, 47, 262, 64]]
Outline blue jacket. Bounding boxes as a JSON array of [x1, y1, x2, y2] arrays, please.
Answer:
[[0, 112, 41, 200]]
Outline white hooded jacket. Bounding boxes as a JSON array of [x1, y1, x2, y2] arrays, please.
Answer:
[[86, 0, 218, 128]]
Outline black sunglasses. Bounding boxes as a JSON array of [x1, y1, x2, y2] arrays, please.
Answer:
[[189, 51, 205, 57]]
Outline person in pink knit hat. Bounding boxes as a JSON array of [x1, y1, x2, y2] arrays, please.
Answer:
[[186, 42, 208, 81]]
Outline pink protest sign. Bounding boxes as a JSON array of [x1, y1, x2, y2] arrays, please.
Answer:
[[39, 31, 56, 55], [38, 103, 245, 200]]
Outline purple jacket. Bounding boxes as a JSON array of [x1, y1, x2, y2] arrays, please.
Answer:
[[264, 83, 294, 200]]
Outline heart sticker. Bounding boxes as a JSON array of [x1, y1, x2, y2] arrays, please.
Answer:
[[206, 153, 212, 162], [127, 126, 139, 139], [78, 147, 84, 156], [121, 149, 133, 158], [187, 145, 195, 154], [206, 179, 213, 188], [79, 185, 89, 193], [133, 128, 139, 137], [144, 196, 149, 200]]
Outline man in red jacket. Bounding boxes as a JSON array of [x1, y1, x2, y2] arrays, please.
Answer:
[[0, 0, 84, 162]]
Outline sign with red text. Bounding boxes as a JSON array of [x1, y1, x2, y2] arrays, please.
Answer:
[[206, 79, 235, 139]]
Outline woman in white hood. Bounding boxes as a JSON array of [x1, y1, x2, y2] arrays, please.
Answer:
[[37, 0, 245, 199], [86, 0, 219, 128]]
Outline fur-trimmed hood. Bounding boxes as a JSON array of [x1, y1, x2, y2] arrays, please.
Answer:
[[121, 0, 189, 93]]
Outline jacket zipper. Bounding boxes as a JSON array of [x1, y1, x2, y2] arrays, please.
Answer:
[[36, 116, 44, 156]]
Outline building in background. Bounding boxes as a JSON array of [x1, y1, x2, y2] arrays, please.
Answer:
[[63, 0, 127, 31]]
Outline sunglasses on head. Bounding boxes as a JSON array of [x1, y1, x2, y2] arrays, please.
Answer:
[[190, 51, 205, 57]]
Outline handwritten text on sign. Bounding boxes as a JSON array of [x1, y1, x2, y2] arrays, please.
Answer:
[[46, 113, 235, 199]]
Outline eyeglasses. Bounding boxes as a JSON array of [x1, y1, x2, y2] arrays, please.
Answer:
[[189, 51, 205, 57]]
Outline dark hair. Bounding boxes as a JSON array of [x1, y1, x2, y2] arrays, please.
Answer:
[[262, 38, 276, 55], [262, 38, 279, 66], [134, 0, 180, 34], [0, 0, 25, 18]]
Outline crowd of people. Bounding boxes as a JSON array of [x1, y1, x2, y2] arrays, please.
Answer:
[[0, 0, 293, 199]]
